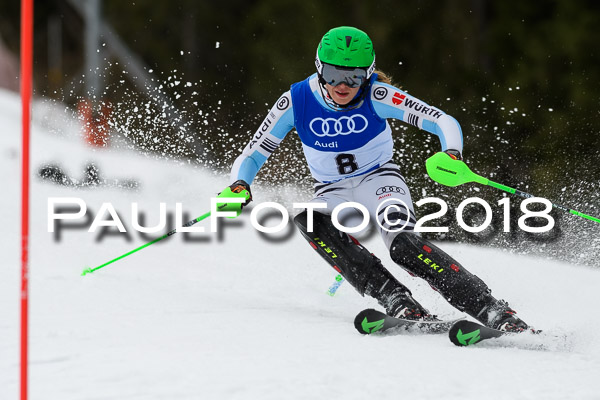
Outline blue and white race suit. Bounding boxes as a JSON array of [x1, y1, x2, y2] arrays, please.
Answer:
[[230, 73, 463, 247]]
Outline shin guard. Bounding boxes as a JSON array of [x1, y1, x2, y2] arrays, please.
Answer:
[[389, 233, 495, 318], [294, 210, 415, 311]]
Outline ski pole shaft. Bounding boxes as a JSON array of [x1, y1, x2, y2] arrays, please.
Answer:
[[426, 152, 600, 224], [327, 274, 345, 296], [81, 211, 211, 276], [486, 180, 600, 223]]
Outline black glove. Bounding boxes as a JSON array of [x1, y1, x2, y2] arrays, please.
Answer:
[[444, 149, 462, 161]]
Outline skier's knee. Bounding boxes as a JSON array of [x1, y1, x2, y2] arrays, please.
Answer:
[[293, 209, 309, 234], [379, 203, 417, 249], [389, 232, 426, 265], [293, 209, 326, 236]]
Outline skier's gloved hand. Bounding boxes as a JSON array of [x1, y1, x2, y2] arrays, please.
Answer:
[[444, 149, 462, 161], [215, 180, 252, 217]]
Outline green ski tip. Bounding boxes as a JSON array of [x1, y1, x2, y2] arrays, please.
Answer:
[[81, 267, 94, 276], [456, 328, 482, 346]]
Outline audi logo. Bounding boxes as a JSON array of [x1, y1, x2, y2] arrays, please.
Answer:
[[309, 115, 369, 137], [376, 186, 406, 195]]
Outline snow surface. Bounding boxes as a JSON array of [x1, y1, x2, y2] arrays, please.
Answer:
[[1, 88, 600, 400]]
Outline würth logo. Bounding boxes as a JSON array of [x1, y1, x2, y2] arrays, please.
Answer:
[[392, 92, 406, 105]]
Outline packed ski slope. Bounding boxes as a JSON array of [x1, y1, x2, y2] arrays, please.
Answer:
[[1, 88, 600, 400]]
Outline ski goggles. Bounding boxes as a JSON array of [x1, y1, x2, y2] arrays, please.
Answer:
[[320, 63, 368, 88]]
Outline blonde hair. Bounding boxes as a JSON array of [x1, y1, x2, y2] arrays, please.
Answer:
[[375, 70, 395, 86]]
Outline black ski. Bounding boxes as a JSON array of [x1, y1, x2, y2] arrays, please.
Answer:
[[448, 320, 508, 346], [354, 308, 461, 335]]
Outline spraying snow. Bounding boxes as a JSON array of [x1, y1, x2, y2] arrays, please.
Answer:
[[1, 89, 600, 399]]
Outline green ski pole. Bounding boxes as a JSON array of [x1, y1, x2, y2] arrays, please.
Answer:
[[81, 185, 251, 276], [81, 211, 211, 276], [327, 274, 345, 296], [425, 152, 600, 224]]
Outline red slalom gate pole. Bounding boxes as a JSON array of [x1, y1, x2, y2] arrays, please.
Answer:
[[20, 0, 34, 399]]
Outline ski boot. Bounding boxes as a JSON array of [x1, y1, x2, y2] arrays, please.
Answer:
[[479, 299, 530, 333], [384, 288, 439, 321]]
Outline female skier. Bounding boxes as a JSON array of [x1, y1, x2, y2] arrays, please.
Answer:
[[220, 26, 529, 332]]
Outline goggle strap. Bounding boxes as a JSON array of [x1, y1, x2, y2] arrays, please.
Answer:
[[315, 51, 324, 75], [366, 55, 376, 79]]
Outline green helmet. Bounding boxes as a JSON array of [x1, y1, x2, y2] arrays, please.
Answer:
[[315, 26, 376, 79]]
